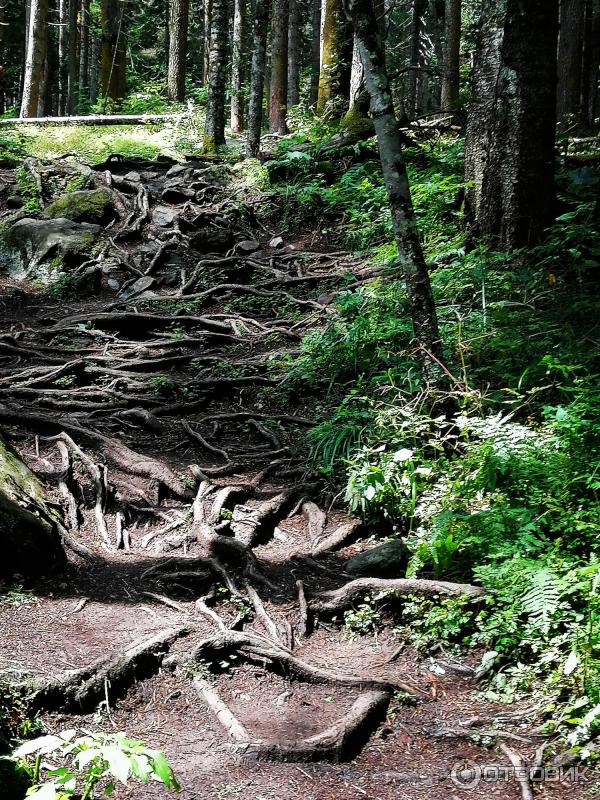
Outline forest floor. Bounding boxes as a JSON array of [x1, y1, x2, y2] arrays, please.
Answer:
[[0, 149, 596, 800]]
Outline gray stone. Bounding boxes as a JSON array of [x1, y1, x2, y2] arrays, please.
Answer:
[[237, 239, 260, 254], [119, 275, 156, 300], [269, 235, 284, 248], [6, 217, 101, 277], [166, 164, 188, 177], [152, 205, 178, 227], [73, 264, 102, 296], [0, 436, 64, 578], [123, 171, 141, 183], [344, 540, 408, 577]]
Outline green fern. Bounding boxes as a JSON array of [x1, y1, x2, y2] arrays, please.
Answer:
[[520, 568, 561, 634]]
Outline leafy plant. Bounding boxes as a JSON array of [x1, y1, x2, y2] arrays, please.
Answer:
[[6, 729, 180, 799]]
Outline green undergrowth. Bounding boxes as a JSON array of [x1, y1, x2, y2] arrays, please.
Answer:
[[276, 132, 600, 757]]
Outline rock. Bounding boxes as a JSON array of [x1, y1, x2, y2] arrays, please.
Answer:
[[269, 235, 284, 248], [237, 239, 260, 254], [6, 195, 24, 209], [123, 171, 141, 183], [73, 264, 102, 296], [44, 188, 114, 224], [0, 436, 64, 578], [166, 164, 188, 177], [7, 217, 101, 277], [344, 540, 408, 577], [152, 205, 178, 227], [191, 227, 234, 252], [161, 185, 196, 204], [118, 275, 156, 300]]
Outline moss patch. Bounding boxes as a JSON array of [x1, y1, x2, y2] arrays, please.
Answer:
[[44, 188, 113, 223]]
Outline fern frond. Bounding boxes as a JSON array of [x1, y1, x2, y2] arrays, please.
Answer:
[[520, 568, 561, 634]]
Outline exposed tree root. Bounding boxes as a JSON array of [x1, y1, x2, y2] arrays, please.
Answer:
[[194, 677, 390, 762], [312, 577, 486, 613], [182, 629, 412, 694], [311, 518, 364, 556], [301, 501, 327, 547], [30, 626, 192, 712]]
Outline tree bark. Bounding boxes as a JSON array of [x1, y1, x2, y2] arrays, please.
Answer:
[[100, 0, 127, 105], [89, 31, 100, 104], [203, 0, 229, 151], [585, 0, 600, 130], [58, 0, 68, 115], [21, 0, 49, 118], [309, 0, 322, 106], [79, 0, 90, 105], [231, 0, 245, 130], [287, 0, 300, 106], [167, 0, 190, 101], [318, 0, 353, 113], [246, 0, 271, 154], [203, 0, 213, 82], [344, 0, 446, 386], [406, 0, 427, 119], [441, 0, 461, 113], [269, 0, 289, 133], [465, 0, 559, 250], [67, 0, 79, 113], [556, 0, 586, 130]]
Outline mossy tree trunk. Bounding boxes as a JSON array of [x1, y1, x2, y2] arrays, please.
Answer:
[[203, 0, 229, 151], [100, 0, 127, 106], [0, 436, 64, 579], [344, 0, 446, 386], [167, 0, 190, 100], [269, 0, 289, 133], [246, 0, 271, 154], [318, 0, 353, 114]]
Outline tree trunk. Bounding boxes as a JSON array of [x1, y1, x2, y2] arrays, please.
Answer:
[[318, 0, 352, 113], [231, 0, 245, 130], [287, 0, 300, 106], [465, 0, 559, 250], [67, 0, 79, 113], [441, 0, 461, 113], [203, 0, 229, 151], [21, 0, 49, 118], [89, 31, 100, 104], [309, 0, 322, 107], [246, 0, 271, 154], [344, 0, 446, 386], [406, 0, 426, 119], [100, 0, 127, 105], [203, 0, 213, 83], [58, 0, 68, 115], [79, 0, 90, 105], [269, 0, 289, 133], [586, 0, 600, 130], [556, 0, 586, 130], [167, 0, 190, 101]]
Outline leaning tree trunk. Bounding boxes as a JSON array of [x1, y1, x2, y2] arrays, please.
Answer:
[[167, 0, 190, 101], [287, 0, 300, 106], [100, 0, 127, 105], [246, 0, 271, 154], [556, 0, 586, 131], [441, 0, 461, 113], [465, 0, 559, 250], [21, 0, 49, 118], [344, 0, 446, 386], [318, 0, 353, 114], [203, 0, 229, 152], [269, 0, 289, 133], [230, 0, 245, 131], [309, 0, 322, 107]]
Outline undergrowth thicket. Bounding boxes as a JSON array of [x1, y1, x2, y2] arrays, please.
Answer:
[[268, 125, 600, 758]]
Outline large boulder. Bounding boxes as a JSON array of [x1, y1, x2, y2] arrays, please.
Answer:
[[43, 188, 114, 224], [0, 437, 64, 578], [6, 217, 101, 278], [344, 540, 408, 577]]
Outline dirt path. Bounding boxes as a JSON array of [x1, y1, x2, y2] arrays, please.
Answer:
[[0, 154, 592, 800]]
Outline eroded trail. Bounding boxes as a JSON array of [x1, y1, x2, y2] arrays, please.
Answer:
[[0, 155, 571, 800]]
